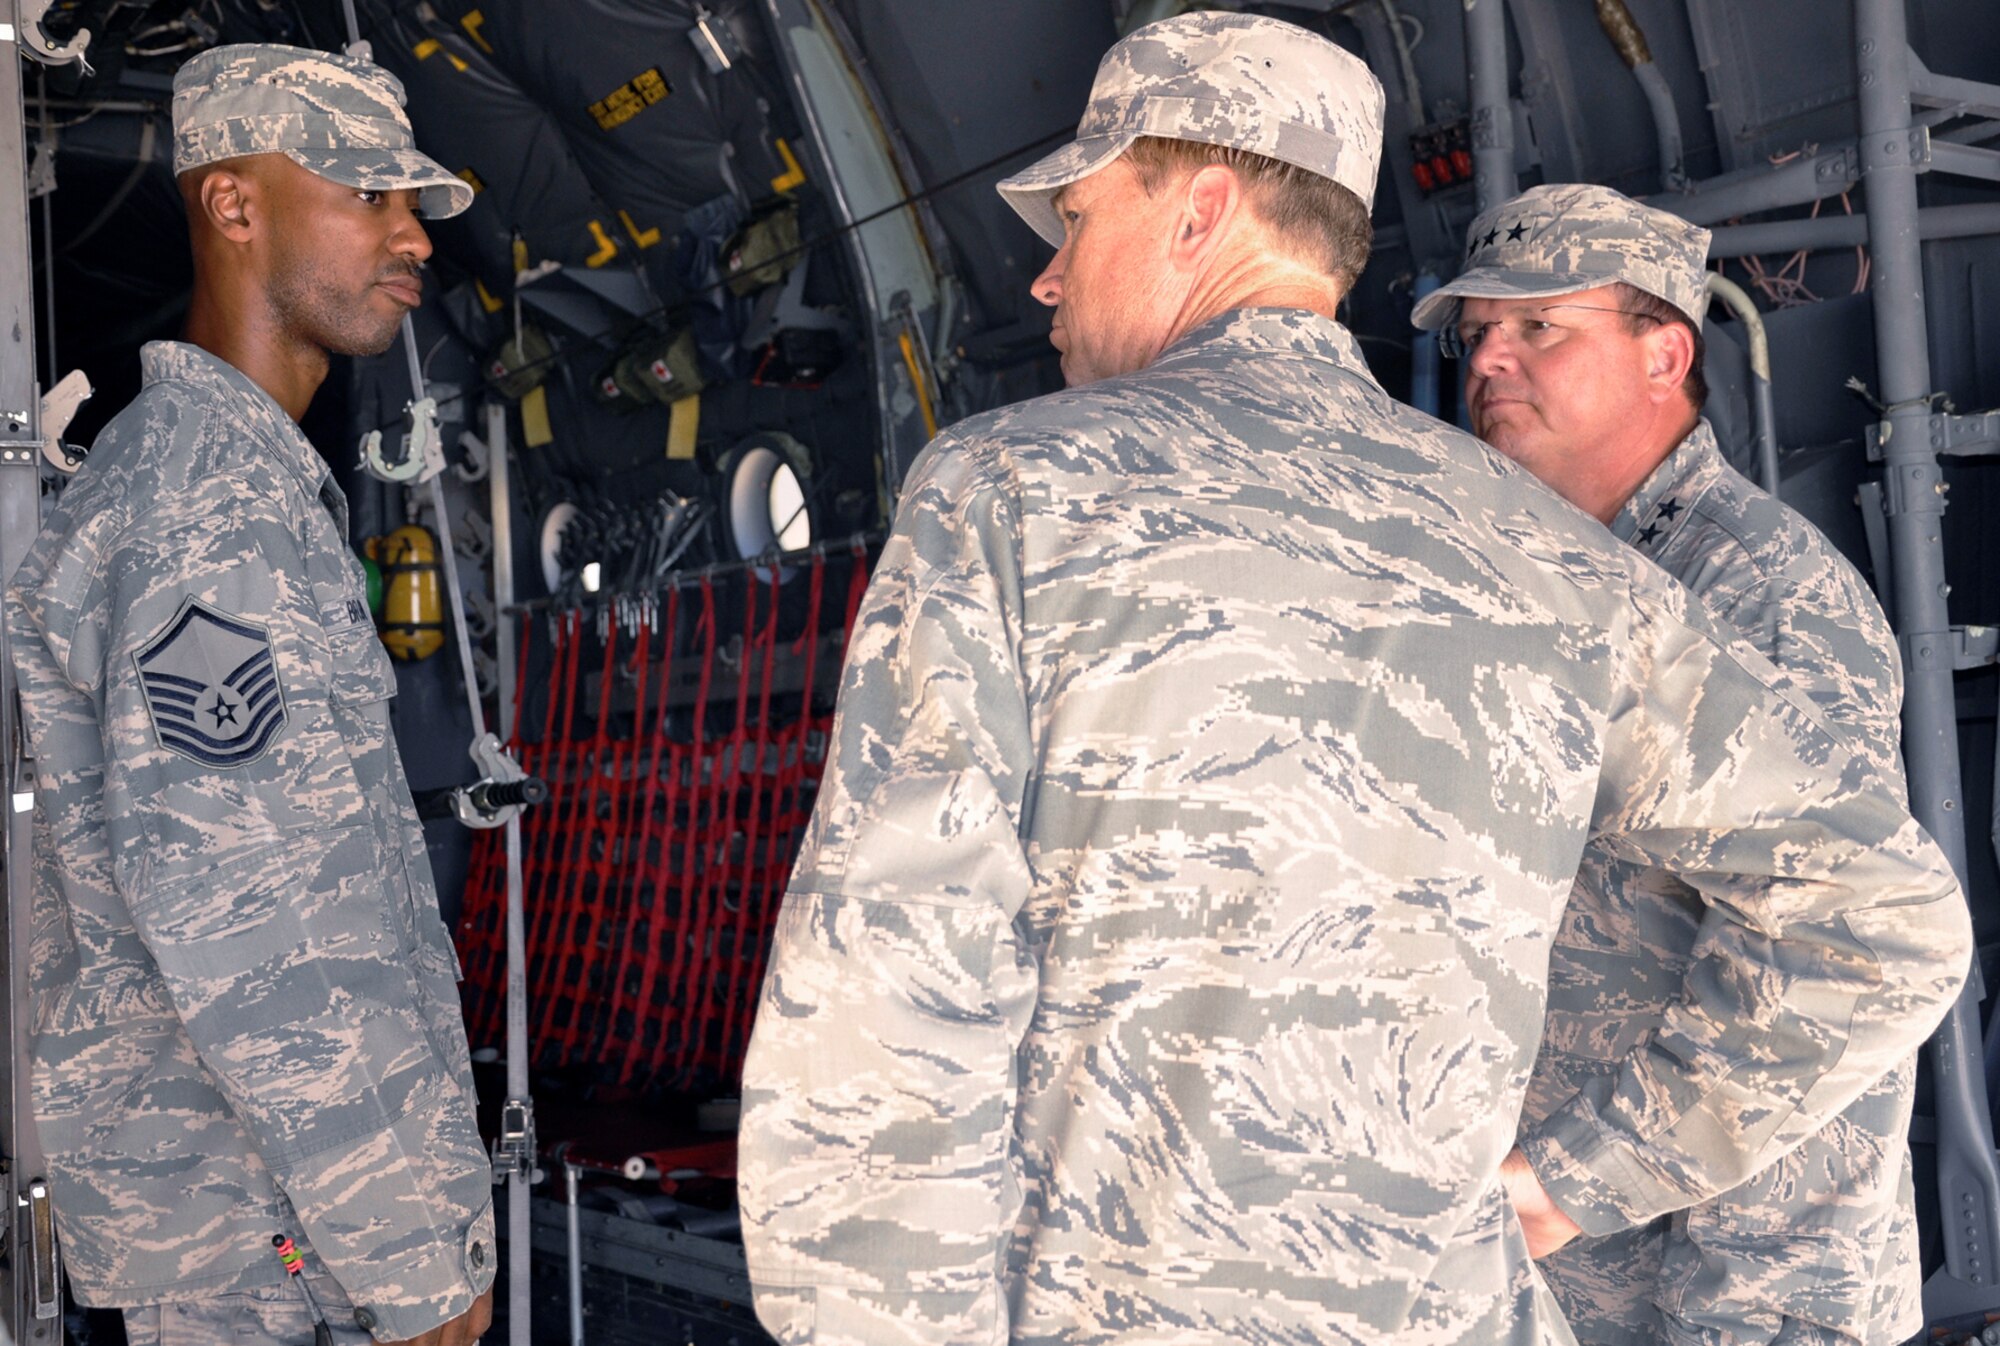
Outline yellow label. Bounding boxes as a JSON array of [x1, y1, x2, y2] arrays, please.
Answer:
[[474, 278, 504, 313], [456, 166, 485, 194], [619, 209, 661, 248], [412, 38, 469, 71], [461, 9, 495, 54], [521, 385, 555, 448], [511, 236, 530, 274], [584, 220, 619, 268], [770, 137, 806, 193], [667, 395, 700, 460], [589, 67, 672, 131]]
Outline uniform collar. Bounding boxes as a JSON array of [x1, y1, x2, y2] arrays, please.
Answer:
[[1611, 419, 1724, 551], [138, 340, 336, 504], [1153, 307, 1382, 390]]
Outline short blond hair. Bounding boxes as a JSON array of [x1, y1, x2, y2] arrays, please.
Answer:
[[1123, 135, 1373, 288]]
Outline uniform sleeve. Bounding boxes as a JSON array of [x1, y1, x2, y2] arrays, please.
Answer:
[[97, 475, 492, 1342], [739, 436, 1039, 1346], [1520, 564, 1969, 1236]]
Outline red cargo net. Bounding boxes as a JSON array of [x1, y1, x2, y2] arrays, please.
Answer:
[[456, 544, 872, 1092]]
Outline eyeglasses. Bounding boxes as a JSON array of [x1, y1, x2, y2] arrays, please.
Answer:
[[1437, 304, 1662, 360]]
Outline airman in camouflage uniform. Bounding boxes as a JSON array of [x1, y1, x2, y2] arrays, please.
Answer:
[[5, 44, 491, 1346], [1414, 184, 1922, 1345], [737, 14, 1969, 1346]]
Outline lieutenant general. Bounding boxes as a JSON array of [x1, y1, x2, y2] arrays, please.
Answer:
[[737, 12, 1970, 1345]]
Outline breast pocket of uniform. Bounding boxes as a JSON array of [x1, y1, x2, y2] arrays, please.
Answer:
[[318, 591, 396, 709]]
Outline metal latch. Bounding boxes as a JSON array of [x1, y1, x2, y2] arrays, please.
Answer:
[[493, 1098, 539, 1184], [21, 1180, 61, 1320]]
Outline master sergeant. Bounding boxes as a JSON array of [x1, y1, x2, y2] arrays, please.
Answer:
[[6, 43, 494, 1346]]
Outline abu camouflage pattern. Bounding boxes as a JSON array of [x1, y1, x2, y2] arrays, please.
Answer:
[[171, 44, 472, 219], [737, 308, 1969, 1345], [5, 342, 495, 1342], [1522, 421, 1921, 1346], [998, 12, 1384, 247], [122, 1267, 374, 1346], [1410, 183, 1713, 331]]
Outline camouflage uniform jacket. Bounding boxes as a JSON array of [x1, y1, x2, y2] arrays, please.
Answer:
[[738, 309, 1968, 1346], [5, 342, 497, 1341], [1523, 421, 1919, 1346]]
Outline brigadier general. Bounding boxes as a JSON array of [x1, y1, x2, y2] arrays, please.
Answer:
[[1413, 183, 1921, 1346], [6, 45, 494, 1346], [737, 12, 1970, 1346]]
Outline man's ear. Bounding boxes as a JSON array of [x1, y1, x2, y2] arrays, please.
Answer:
[[1171, 163, 1240, 267], [1642, 318, 1697, 404], [196, 168, 257, 243]]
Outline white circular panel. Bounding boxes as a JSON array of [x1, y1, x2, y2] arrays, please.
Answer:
[[727, 445, 783, 559], [539, 501, 580, 594], [769, 462, 811, 553]]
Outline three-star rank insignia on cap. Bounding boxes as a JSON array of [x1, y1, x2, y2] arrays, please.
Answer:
[[134, 598, 289, 768]]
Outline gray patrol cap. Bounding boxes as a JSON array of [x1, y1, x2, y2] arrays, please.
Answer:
[[997, 12, 1385, 247], [1411, 182, 1710, 331], [172, 43, 472, 219]]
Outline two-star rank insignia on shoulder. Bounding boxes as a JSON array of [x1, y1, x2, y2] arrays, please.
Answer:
[[133, 598, 289, 768]]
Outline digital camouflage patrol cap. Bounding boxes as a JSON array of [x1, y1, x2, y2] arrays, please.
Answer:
[[172, 43, 472, 219], [1411, 182, 1711, 331], [997, 12, 1385, 247]]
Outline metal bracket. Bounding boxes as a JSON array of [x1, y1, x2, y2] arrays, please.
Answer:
[[359, 396, 445, 485], [689, 5, 739, 74], [1468, 102, 1507, 150], [19, 1182, 59, 1321], [463, 585, 496, 640], [15, 0, 92, 70], [494, 1096, 539, 1184], [449, 731, 543, 831], [37, 370, 89, 475], [471, 646, 498, 703], [455, 508, 492, 564], [454, 428, 490, 484], [1868, 409, 2000, 461], [1942, 625, 2000, 670], [1857, 124, 1932, 174], [23, 141, 52, 202], [1879, 458, 1948, 518]]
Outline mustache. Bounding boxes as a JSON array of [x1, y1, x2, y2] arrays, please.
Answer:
[[1470, 382, 1532, 408], [377, 262, 424, 285]]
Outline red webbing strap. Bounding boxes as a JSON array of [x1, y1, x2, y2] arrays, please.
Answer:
[[592, 600, 656, 1064], [715, 567, 783, 1068], [657, 577, 718, 1081], [531, 610, 589, 1056], [623, 584, 682, 1086], [455, 543, 877, 1089], [841, 539, 870, 661], [556, 604, 626, 1064], [688, 574, 758, 1075], [713, 554, 828, 1087]]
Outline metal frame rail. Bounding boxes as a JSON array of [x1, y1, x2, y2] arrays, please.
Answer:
[[0, 5, 79, 1342], [1847, 0, 2000, 1323]]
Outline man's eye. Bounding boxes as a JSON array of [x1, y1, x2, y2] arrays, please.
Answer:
[[357, 190, 383, 206], [1523, 320, 1555, 337]]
